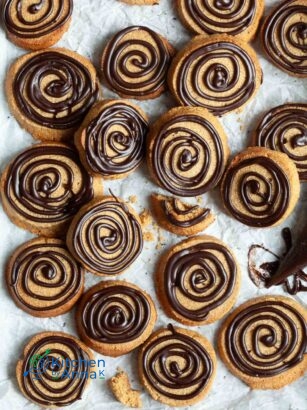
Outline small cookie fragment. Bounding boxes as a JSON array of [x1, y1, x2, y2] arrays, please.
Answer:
[[6, 48, 100, 142], [76, 281, 157, 357], [151, 193, 215, 236], [218, 296, 307, 389], [0, 143, 97, 238], [109, 371, 142, 408], [156, 235, 240, 326], [221, 147, 300, 227], [75, 100, 148, 179], [67, 195, 143, 276], [168, 34, 262, 116], [252, 103, 307, 182], [262, 0, 307, 77], [2, 0, 73, 50], [101, 26, 174, 100], [176, 0, 264, 41], [139, 324, 216, 407], [147, 106, 230, 196], [6, 237, 84, 318], [16, 331, 94, 407]]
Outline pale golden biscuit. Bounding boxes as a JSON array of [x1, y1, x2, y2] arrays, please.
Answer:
[[6, 48, 100, 142], [139, 324, 216, 406], [221, 147, 300, 227], [16, 331, 94, 407], [76, 281, 157, 357], [218, 296, 307, 389], [6, 237, 84, 318], [156, 235, 241, 326], [75, 100, 149, 180], [108, 371, 142, 408], [151, 193, 215, 236], [168, 34, 262, 116]]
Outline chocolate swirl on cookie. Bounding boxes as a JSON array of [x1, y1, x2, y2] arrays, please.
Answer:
[[85, 102, 148, 176], [164, 242, 236, 322], [254, 104, 307, 181], [80, 285, 150, 343], [21, 334, 91, 406], [263, 0, 307, 76], [175, 40, 257, 115], [141, 324, 213, 400], [151, 115, 225, 196], [163, 198, 210, 228], [3, 0, 72, 39], [225, 300, 307, 377], [8, 239, 83, 316], [102, 26, 173, 98], [14, 50, 99, 129], [222, 156, 290, 227]]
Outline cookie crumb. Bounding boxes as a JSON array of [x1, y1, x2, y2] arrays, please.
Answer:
[[144, 232, 154, 242], [129, 195, 137, 204], [108, 370, 142, 408], [140, 209, 152, 227]]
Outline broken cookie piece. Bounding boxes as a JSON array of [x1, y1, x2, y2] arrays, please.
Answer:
[[109, 371, 142, 408]]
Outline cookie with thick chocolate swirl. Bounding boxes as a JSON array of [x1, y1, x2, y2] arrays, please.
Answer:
[[66, 195, 143, 276], [262, 0, 307, 77], [16, 331, 94, 407], [176, 0, 264, 41], [147, 106, 230, 196], [168, 34, 262, 116], [218, 296, 307, 389], [75, 100, 148, 179], [221, 147, 300, 227], [101, 26, 175, 100], [151, 193, 215, 236], [76, 281, 157, 357], [3, 0, 73, 50], [252, 103, 307, 182], [0, 143, 99, 237], [6, 48, 100, 142], [6, 237, 84, 318], [156, 235, 240, 326], [139, 324, 216, 406]]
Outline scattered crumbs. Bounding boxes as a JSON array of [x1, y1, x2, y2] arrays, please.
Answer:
[[156, 228, 165, 250], [140, 209, 152, 227], [197, 196, 202, 204], [129, 195, 137, 204], [144, 231, 154, 242]]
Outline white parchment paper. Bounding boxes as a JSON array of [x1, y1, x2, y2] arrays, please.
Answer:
[[0, 1, 306, 409]]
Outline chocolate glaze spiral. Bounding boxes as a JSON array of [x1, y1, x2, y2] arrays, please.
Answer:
[[3, 0, 72, 39], [13, 50, 99, 129], [141, 324, 214, 401], [164, 241, 237, 322], [85, 102, 148, 176], [151, 114, 225, 196], [68, 197, 143, 275], [102, 26, 173, 98], [174, 39, 257, 115], [80, 284, 150, 343], [21, 334, 91, 407], [263, 0, 307, 76], [8, 239, 83, 316], [3, 144, 93, 228], [163, 198, 210, 228], [254, 104, 307, 181], [224, 299, 307, 377], [222, 155, 291, 227]]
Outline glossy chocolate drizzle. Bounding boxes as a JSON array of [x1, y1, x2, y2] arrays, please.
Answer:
[[152, 114, 225, 196], [222, 156, 290, 227], [14, 50, 98, 129], [4, 145, 93, 224], [85, 102, 148, 176], [9, 240, 83, 313], [81, 285, 150, 343], [184, 0, 255, 35], [3, 0, 73, 39], [162, 198, 210, 228], [103, 26, 173, 97], [255, 104, 307, 181], [22, 334, 90, 407], [165, 242, 236, 321], [263, 1, 307, 75], [225, 300, 307, 377], [176, 41, 256, 115], [71, 197, 143, 275]]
